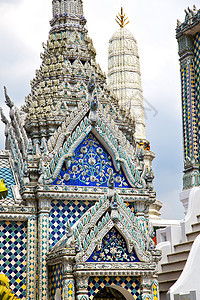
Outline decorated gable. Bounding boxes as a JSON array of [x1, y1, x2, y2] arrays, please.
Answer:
[[53, 133, 131, 188], [87, 227, 140, 263]]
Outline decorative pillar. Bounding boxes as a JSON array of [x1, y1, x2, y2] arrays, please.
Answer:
[[76, 275, 89, 300], [63, 259, 75, 300], [140, 276, 153, 300], [37, 197, 51, 300], [152, 277, 160, 300], [27, 215, 37, 300]]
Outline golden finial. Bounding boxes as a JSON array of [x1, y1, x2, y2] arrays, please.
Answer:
[[116, 7, 129, 28]]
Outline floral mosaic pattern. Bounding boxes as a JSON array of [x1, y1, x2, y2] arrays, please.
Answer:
[[53, 133, 131, 188], [87, 227, 139, 262]]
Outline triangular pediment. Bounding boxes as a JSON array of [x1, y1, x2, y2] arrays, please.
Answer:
[[39, 98, 149, 190], [52, 132, 131, 188], [49, 191, 152, 263], [87, 227, 140, 263]]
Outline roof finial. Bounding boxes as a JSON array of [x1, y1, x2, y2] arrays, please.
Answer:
[[116, 7, 129, 28]]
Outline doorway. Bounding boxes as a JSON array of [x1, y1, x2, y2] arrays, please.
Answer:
[[94, 287, 126, 300]]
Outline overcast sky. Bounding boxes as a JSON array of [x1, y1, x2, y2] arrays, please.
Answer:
[[0, 0, 198, 219]]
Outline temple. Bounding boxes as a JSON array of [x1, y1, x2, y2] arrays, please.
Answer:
[[108, 8, 146, 141], [0, 1, 161, 300]]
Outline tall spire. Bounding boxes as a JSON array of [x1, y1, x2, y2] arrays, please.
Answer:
[[108, 12, 146, 141], [51, 0, 86, 31]]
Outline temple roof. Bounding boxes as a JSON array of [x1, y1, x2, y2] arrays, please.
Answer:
[[0, 1, 155, 198], [176, 5, 200, 38]]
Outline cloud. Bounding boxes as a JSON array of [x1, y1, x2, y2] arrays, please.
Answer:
[[0, 0, 21, 4]]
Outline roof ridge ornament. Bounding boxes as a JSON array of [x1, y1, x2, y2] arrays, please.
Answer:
[[115, 7, 129, 28], [4, 86, 14, 109], [88, 73, 98, 125]]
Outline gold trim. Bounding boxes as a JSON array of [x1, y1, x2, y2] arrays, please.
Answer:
[[116, 7, 129, 28]]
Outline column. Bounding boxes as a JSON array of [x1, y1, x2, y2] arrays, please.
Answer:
[[63, 259, 75, 300], [27, 215, 37, 300], [151, 277, 160, 300], [76, 275, 89, 300], [140, 276, 153, 300], [38, 197, 51, 300]]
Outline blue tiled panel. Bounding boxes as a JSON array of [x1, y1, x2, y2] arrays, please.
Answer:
[[52, 133, 131, 188], [49, 200, 95, 249], [87, 227, 139, 263], [0, 221, 27, 299]]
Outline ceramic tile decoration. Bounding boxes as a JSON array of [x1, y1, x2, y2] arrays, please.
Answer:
[[88, 276, 141, 299], [49, 200, 95, 249], [0, 221, 27, 299], [0, 1, 161, 299]]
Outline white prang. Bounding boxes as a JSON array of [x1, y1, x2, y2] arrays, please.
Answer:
[[108, 27, 146, 141]]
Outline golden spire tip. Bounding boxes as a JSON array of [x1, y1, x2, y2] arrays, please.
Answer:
[[115, 7, 129, 28]]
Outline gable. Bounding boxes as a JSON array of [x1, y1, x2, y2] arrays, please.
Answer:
[[52, 132, 131, 188], [87, 227, 140, 263]]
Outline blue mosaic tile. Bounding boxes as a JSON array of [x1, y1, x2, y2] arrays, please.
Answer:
[[52, 133, 131, 188], [88, 276, 141, 299], [87, 227, 139, 263], [0, 221, 27, 299], [49, 200, 95, 249]]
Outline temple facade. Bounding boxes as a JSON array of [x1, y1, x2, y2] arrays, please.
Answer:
[[0, 1, 161, 300]]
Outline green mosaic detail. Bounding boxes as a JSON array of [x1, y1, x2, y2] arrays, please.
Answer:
[[194, 32, 200, 162], [0, 221, 27, 300], [152, 282, 158, 300], [49, 200, 95, 249], [27, 216, 37, 300], [181, 61, 197, 159], [38, 213, 49, 300]]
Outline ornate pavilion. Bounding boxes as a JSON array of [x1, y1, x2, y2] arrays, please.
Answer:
[[0, 1, 161, 300]]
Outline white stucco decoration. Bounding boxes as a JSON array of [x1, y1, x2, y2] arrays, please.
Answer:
[[169, 234, 200, 299], [108, 27, 146, 141]]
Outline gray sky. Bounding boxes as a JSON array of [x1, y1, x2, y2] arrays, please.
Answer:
[[0, 0, 197, 219]]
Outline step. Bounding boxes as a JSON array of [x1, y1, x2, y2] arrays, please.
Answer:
[[186, 230, 200, 242], [161, 259, 186, 272], [174, 241, 193, 252], [159, 280, 175, 292], [160, 291, 171, 300], [158, 269, 182, 282], [167, 250, 189, 263], [197, 215, 200, 222], [192, 222, 200, 231]]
